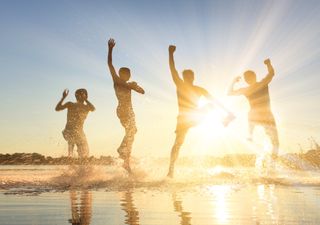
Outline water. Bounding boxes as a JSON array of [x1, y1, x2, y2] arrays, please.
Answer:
[[0, 165, 320, 224]]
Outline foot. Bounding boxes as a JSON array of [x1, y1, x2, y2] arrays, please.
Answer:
[[79, 157, 89, 166], [167, 167, 174, 178], [123, 160, 132, 174], [223, 113, 236, 127]]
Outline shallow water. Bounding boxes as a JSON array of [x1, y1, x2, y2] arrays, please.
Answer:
[[0, 165, 320, 224], [1, 185, 320, 225]]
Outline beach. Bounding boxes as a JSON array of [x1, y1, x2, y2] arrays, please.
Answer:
[[1, 0, 320, 224], [1, 165, 320, 225]]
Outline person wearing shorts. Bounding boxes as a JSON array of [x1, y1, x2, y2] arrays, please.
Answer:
[[107, 38, 145, 173], [228, 58, 279, 159], [55, 88, 95, 159], [167, 45, 215, 178]]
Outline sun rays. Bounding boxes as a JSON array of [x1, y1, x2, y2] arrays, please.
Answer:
[[0, 1, 319, 156]]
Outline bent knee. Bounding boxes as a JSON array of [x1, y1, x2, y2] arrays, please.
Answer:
[[174, 138, 185, 146], [126, 126, 137, 135]]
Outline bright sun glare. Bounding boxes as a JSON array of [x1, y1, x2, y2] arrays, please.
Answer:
[[196, 98, 227, 139], [191, 97, 274, 157]]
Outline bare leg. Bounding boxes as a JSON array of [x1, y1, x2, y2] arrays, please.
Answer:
[[77, 134, 89, 165], [265, 124, 279, 160], [247, 122, 254, 142], [68, 143, 75, 158], [117, 131, 131, 160], [123, 127, 136, 174], [117, 124, 137, 174], [167, 130, 188, 178]]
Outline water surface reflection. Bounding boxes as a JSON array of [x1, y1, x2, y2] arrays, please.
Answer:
[[120, 191, 140, 225], [172, 192, 192, 225], [69, 190, 92, 225]]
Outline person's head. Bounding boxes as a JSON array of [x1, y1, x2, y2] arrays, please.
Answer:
[[75, 88, 88, 103], [243, 70, 257, 85], [182, 69, 195, 84], [119, 67, 131, 81]]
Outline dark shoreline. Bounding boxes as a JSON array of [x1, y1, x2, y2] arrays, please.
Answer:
[[1, 149, 320, 170]]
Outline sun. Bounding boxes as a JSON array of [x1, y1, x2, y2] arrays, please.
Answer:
[[197, 111, 226, 138], [194, 98, 228, 139]]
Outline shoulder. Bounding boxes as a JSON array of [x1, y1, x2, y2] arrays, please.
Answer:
[[65, 102, 73, 108], [255, 81, 269, 90], [176, 81, 187, 91], [244, 83, 268, 96], [194, 85, 204, 90], [194, 85, 207, 94], [75, 103, 90, 111], [233, 87, 250, 96], [257, 80, 268, 86], [127, 81, 137, 87], [114, 80, 129, 89], [84, 104, 92, 111]]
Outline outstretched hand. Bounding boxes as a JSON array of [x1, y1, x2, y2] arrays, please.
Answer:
[[62, 89, 69, 99], [169, 45, 176, 53], [264, 58, 271, 65], [108, 38, 116, 49]]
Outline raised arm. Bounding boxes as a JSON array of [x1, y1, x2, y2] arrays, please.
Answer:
[[228, 76, 247, 96], [107, 38, 121, 83], [260, 58, 275, 85], [169, 45, 183, 85], [128, 82, 145, 94], [55, 89, 71, 111], [85, 99, 96, 111]]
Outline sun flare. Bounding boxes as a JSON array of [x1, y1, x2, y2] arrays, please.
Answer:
[[195, 98, 228, 139]]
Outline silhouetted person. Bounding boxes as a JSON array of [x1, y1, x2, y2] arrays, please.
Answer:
[[120, 191, 140, 225], [69, 190, 92, 225], [55, 89, 95, 159], [228, 59, 279, 159], [167, 45, 234, 178], [107, 38, 145, 174]]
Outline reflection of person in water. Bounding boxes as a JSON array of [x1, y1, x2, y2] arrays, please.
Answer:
[[228, 59, 279, 160], [69, 190, 92, 225], [253, 184, 278, 224], [167, 45, 234, 178], [120, 191, 140, 225], [107, 38, 145, 174], [172, 192, 192, 225], [55, 89, 95, 159]]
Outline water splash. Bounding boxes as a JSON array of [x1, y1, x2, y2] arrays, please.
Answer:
[[1, 158, 320, 195]]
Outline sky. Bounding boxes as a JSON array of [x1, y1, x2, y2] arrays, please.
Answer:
[[0, 0, 320, 157]]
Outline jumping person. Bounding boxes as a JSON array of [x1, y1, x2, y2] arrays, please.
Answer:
[[107, 38, 145, 174], [55, 89, 95, 159], [228, 59, 279, 159], [167, 45, 234, 178]]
